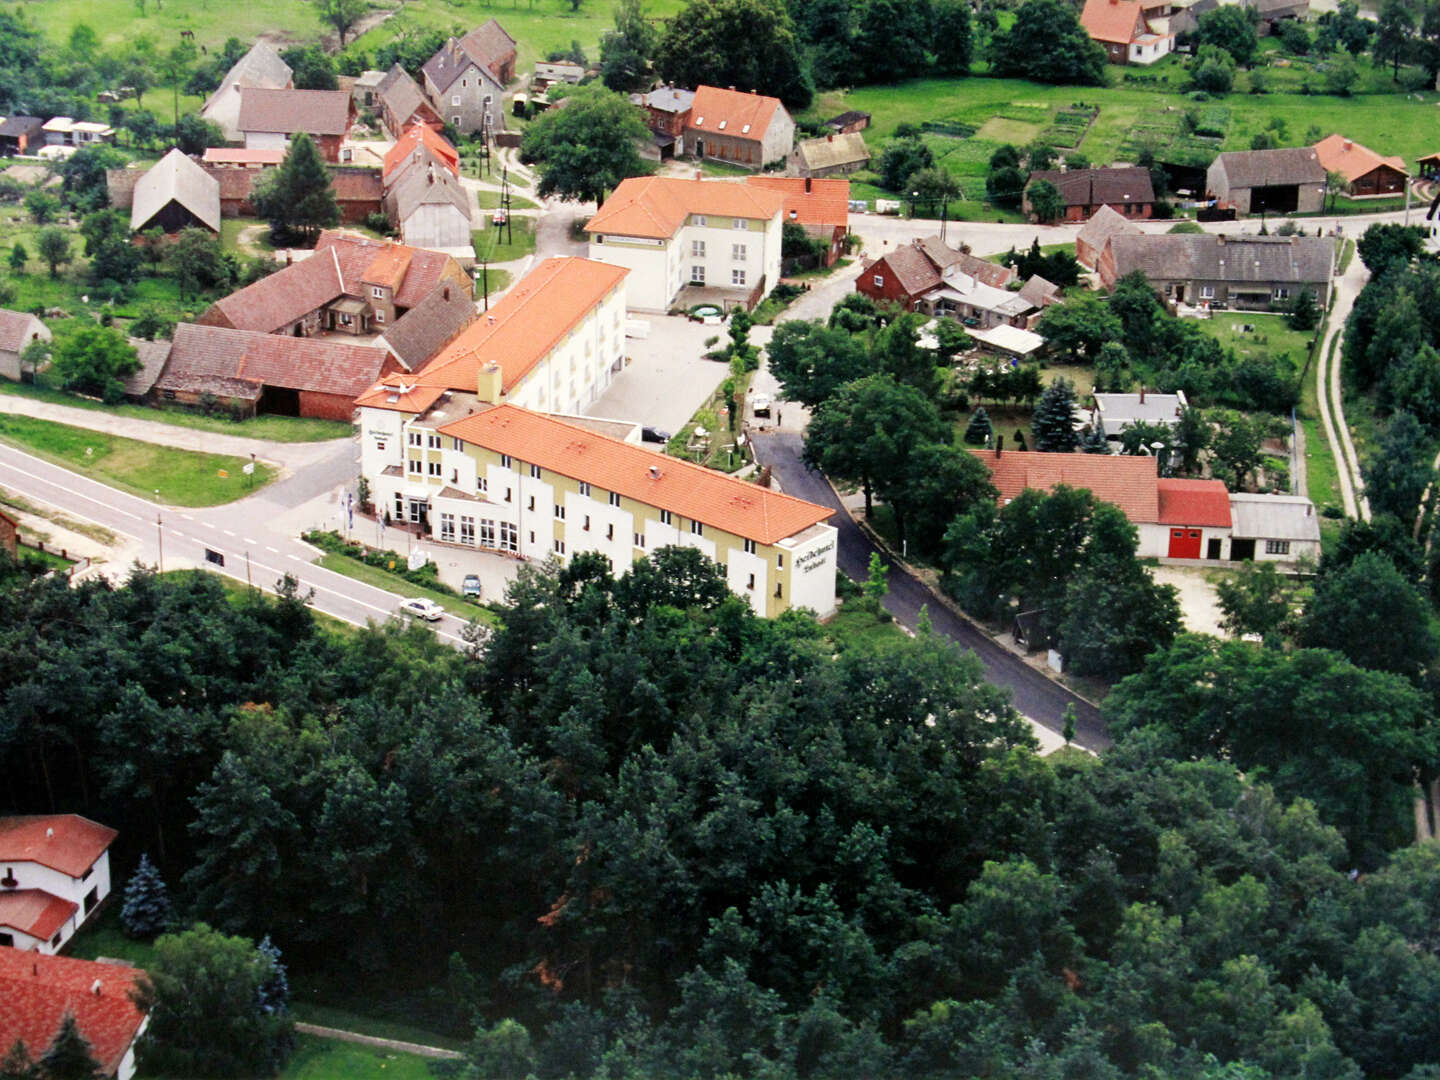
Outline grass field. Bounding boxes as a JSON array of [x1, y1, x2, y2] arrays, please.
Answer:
[[475, 266, 513, 298], [823, 601, 911, 650], [0, 414, 276, 505], [473, 187, 539, 211], [472, 214, 537, 263], [281, 1035, 436, 1080], [1196, 312, 1317, 365], [315, 550, 499, 623]]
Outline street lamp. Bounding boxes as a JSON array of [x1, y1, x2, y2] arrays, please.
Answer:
[[1150, 440, 1168, 477]]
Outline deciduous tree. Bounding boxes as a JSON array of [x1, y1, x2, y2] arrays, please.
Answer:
[[988, 0, 1107, 84], [520, 84, 649, 206], [657, 0, 812, 107]]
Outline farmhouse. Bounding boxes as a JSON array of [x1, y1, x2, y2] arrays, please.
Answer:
[[0, 949, 148, 1080], [0, 307, 51, 381], [0, 814, 116, 954], [585, 176, 784, 312], [375, 64, 443, 140], [824, 110, 871, 134], [1080, 0, 1176, 64], [1025, 166, 1155, 222], [1100, 232, 1335, 310], [1313, 134, 1408, 197], [128, 148, 221, 236], [1206, 147, 1326, 216], [0, 116, 45, 157], [421, 20, 515, 137], [384, 124, 460, 181], [384, 154, 473, 253], [1076, 204, 1142, 269], [201, 40, 293, 142], [860, 236, 1016, 310], [1092, 389, 1189, 443], [746, 175, 850, 267], [792, 132, 870, 178], [684, 85, 795, 170], [635, 85, 695, 159], [236, 88, 353, 162], [41, 118, 114, 148]]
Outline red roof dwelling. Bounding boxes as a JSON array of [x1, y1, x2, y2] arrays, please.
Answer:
[[860, 237, 1016, 311], [0, 949, 148, 1080], [684, 85, 796, 169], [456, 19, 518, 85], [1080, 0, 1176, 64], [1313, 134, 1408, 197], [745, 176, 850, 266], [1025, 166, 1156, 222], [0, 815, 116, 955], [236, 88, 354, 163], [384, 124, 460, 182]]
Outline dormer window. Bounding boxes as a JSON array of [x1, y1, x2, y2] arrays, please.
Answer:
[[741, 124, 750, 134], [695, 116, 705, 126], [718, 120, 727, 130]]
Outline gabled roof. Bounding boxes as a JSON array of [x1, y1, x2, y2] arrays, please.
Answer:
[[422, 35, 507, 95], [794, 132, 870, 172], [585, 176, 784, 240], [384, 124, 459, 181], [825, 110, 870, 129], [200, 249, 346, 332], [201, 147, 286, 166], [1028, 166, 1155, 208], [745, 175, 850, 227], [1313, 134, 1408, 183], [687, 85, 784, 142], [417, 257, 627, 395], [1081, 0, 1149, 43], [870, 243, 945, 297], [971, 448, 1163, 523], [385, 151, 472, 221], [1108, 233, 1336, 285], [918, 238, 1016, 288], [642, 86, 695, 114], [0, 949, 147, 1078], [0, 815, 116, 877], [330, 168, 384, 204], [204, 41, 292, 111], [130, 148, 221, 234], [157, 322, 392, 400], [1076, 203, 1142, 262], [313, 230, 464, 309], [355, 379, 448, 414], [122, 337, 173, 397], [1018, 275, 1061, 308], [379, 283, 478, 372], [1157, 477, 1232, 526], [0, 308, 43, 354], [458, 19, 517, 78], [376, 64, 436, 131], [0, 889, 78, 942], [438, 405, 833, 545], [1229, 492, 1321, 541], [1212, 147, 1326, 188], [237, 88, 351, 136], [0, 116, 44, 138]]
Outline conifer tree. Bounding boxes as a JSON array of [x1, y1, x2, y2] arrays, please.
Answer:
[[121, 852, 173, 939], [1032, 376, 1081, 452], [255, 936, 291, 1017], [0, 1039, 37, 1080], [39, 1015, 102, 1080], [964, 406, 994, 446], [1081, 427, 1110, 453], [252, 133, 340, 244]]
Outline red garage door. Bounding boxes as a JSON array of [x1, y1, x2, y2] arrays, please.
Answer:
[[1168, 528, 1202, 559]]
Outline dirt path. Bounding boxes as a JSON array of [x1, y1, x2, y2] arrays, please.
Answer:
[[293, 1022, 463, 1061], [1316, 250, 1371, 521]]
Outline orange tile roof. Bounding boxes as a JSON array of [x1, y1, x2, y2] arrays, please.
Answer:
[[0, 949, 147, 1078], [438, 405, 833, 544], [383, 124, 459, 181], [0, 816, 116, 877], [354, 379, 448, 413], [688, 85, 782, 141], [364, 246, 413, 290], [416, 257, 628, 395], [0, 890, 78, 942], [745, 176, 850, 227], [1313, 134, 1408, 184], [585, 176, 784, 240], [1157, 477, 1232, 527], [1081, 0, 1146, 43], [971, 449, 1161, 523]]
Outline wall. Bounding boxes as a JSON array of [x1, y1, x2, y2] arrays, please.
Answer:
[[359, 405, 407, 480], [587, 235, 674, 312], [297, 389, 358, 421], [1, 850, 111, 922], [858, 258, 917, 309], [780, 524, 838, 617], [401, 203, 473, 251]]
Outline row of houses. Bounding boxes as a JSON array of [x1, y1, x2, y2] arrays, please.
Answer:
[[858, 236, 1061, 329]]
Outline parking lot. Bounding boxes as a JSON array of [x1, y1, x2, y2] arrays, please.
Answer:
[[585, 315, 730, 435]]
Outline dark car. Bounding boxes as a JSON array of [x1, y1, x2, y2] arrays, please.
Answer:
[[642, 426, 672, 444], [462, 574, 482, 599]]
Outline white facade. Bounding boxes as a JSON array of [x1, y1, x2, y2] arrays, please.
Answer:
[[0, 848, 111, 954], [1128, 34, 1175, 63], [400, 203, 474, 251], [243, 130, 290, 152]]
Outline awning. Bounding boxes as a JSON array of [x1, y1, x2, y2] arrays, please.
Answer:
[[329, 297, 369, 315]]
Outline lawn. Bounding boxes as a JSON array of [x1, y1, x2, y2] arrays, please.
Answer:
[[1, 0, 342, 52], [290, 1003, 467, 1053], [474, 266, 513, 300], [1195, 311, 1317, 365], [280, 1035, 437, 1080], [472, 214, 537, 264], [315, 550, 499, 624], [0, 414, 277, 505], [0, 486, 120, 545], [823, 601, 911, 650], [0, 377, 354, 442], [473, 187, 539, 211], [666, 369, 750, 472], [1299, 330, 1343, 545]]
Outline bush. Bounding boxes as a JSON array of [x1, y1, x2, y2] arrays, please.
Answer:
[[302, 530, 470, 599], [365, 210, 396, 236]]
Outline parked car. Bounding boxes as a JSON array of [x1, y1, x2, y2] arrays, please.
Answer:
[[752, 393, 772, 417], [462, 574, 482, 599], [642, 426, 672, 444], [398, 597, 444, 622]]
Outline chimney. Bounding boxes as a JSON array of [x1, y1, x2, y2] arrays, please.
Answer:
[[804, 176, 812, 193], [728, 85, 735, 91], [648, 464, 660, 479], [826, 134, 833, 143], [476, 361, 503, 404], [995, 434, 1004, 458], [1344, 138, 1353, 151], [750, 88, 756, 94], [91, 980, 103, 997]]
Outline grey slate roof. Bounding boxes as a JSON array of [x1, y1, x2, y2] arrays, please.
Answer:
[[122, 337, 172, 397], [1028, 166, 1154, 207], [205, 41, 293, 111], [130, 149, 221, 234], [1212, 147, 1326, 188], [422, 36, 505, 95], [385, 149, 472, 222], [1107, 233, 1336, 284], [642, 86, 696, 114], [1018, 275, 1060, 308], [1076, 204, 1142, 256], [380, 285, 477, 371], [0, 116, 44, 139], [1229, 492, 1321, 541], [376, 64, 430, 126], [794, 132, 869, 172]]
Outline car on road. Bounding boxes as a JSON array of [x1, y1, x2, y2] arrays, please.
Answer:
[[462, 574, 482, 599], [752, 393, 772, 417], [398, 597, 445, 622], [641, 426, 672, 444]]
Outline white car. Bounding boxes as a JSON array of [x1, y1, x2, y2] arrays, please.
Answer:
[[752, 393, 772, 417], [398, 597, 444, 622]]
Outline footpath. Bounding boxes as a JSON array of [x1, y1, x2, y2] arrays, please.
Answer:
[[293, 1022, 463, 1061]]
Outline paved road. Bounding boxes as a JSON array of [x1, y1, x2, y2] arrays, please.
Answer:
[[750, 431, 1111, 752]]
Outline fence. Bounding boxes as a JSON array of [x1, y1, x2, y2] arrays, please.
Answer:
[[19, 539, 91, 577]]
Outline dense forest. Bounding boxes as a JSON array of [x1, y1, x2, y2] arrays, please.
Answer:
[[1, 546, 1440, 1078]]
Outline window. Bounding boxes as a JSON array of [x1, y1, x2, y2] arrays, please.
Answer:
[[408, 431, 422, 446], [554, 504, 566, 519], [693, 214, 707, 226], [451, 116, 461, 126], [500, 522, 519, 551], [634, 532, 645, 548], [461, 516, 475, 544], [51, 932, 62, 948], [733, 218, 749, 230], [504, 487, 512, 502], [578, 481, 591, 496], [774, 583, 782, 599], [478, 476, 488, 493], [528, 495, 535, 511], [606, 524, 614, 540], [394, 494, 405, 518], [1200, 285, 1215, 299], [163, 389, 176, 401], [691, 265, 706, 284], [0, 933, 13, 949], [440, 513, 455, 542], [452, 95, 462, 105], [777, 552, 784, 568], [375, 311, 384, 323], [371, 286, 385, 299], [691, 239, 706, 257], [408, 458, 422, 474], [732, 243, 746, 260], [731, 269, 747, 286], [747, 573, 755, 589], [1273, 287, 1291, 301], [609, 491, 621, 507], [500, 454, 513, 469], [530, 464, 542, 479], [480, 520, 495, 547], [427, 434, 440, 448], [1265, 539, 1291, 555], [427, 461, 442, 476], [690, 520, 703, 537], [452, 437, 463, 451], [554, 539, 566, 554], [743, 538, 757, 554], [660, 509, 673, 525]]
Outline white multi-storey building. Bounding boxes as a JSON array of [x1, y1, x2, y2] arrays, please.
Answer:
[[0, 815, 116, 954]]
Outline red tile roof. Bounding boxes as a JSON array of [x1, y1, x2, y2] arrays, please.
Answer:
[[0, 949, 147, 1077], [159, 323, 393, 400], [314, 231, 463, 309], [383, 125, 459, 181], [688, 85, 783, 142], [970, 449, 1162, 523], [1080, 0, 1147, 43], [0, 890, 78, 942], [0, 308, 43, 355], [745, 176, 850, 228], [438, 405, 834, 544], [0, 816, 116, 877], [586, 176, 785, 240], [1157, 477, 1232, 526], [1313, 133, 1408, 183], [416, 258, 627, 395], [364, 246, 413, 290], [354, 380, 449, 414], [200, 249, 346, 333], [458, 18, 518, 79], [236, 87, 352, 136]]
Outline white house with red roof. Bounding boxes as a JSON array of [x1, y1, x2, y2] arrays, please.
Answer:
[[684, 86, 795, 169], [584, 176, 785, 312], [0, 815, 116, 954], [1080, 0, 1175, 64], [0, 948, 148, 1080]]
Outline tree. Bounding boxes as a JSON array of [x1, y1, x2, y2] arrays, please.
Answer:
[[520, 84, 649, 206], [657, 0, 812, 108], [932, 0, 974, 74], [172, 114, 227, 157], [854, 0, 932, 82], [1032, 377, 1081, 452], [50, 324, 139, 403], [255, 936, 291, 1017], [123, 109, 161, 151], [1374, 0, 1417, 77], [1287, 286, 1320, 331], [985, 165, 1026, 209], [1325, 51, 1360, 94], [1198, 4, 1259, 65], [0, 1039, 36, 1080], [1216, 562, 1293, 643], [601, 0, 658, 91], [165, 228, 231, 296], [55, 145, 128, 213], [24, 189, 59, 225], [469, 1020, 536, 1080], [157, 40, 199, 127], [38, 1014, 101, 1080], [1356, 222, 1425, 275], [1037, 294, 1122, 361], [1277, 17, 1312, 53], [964, 406, 994, 446], [1299, 551, 1435, 680], [1028, 178, 1064, 223], [280, 45, 338, 90], [863, 551, 889, 612], [251, 133, 340, 244], [315, 0, 367, 48], [880, 136, 934, 193], [1192, 44, 1237, 93], [910, 167, 961, 222], [36, 228, 72, 279], [120, 852, 173, 938], [893, 441, 998, 556], [1208, 410, 1271, 491], [79, 208, 141, 287], [1364, 410, 1435, 527], [137, 924, 296, 1078], [7, 243, 25, 274], [766, 320, 874, 408], [988, 0, 1107, 84], [1317, 0, 1373, 54], [1059, 554, 1182, 677]]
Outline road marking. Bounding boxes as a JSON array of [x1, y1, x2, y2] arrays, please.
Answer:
[[0, 456, 145, 522], [180, 513, 194, 521], [244, 537, 258, 545], [171, 531, 187, 540], [265, 546, 279, 554], [287, 554, 302, 561], [222, 529, 236, 537]]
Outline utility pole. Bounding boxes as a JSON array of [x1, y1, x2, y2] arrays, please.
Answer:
[[501, 166, 513, 246], [155, 489, 164, 573]]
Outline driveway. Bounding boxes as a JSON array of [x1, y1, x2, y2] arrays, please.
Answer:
[[585, 315, 729, 434]]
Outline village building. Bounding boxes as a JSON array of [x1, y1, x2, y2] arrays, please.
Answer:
[[1080, 0, 1176, 63], [684, 85, 795, 170], [384, 152, 473, 253], [859, 236, 1060, 331], [1092, 389, 1189, 443], [40, 118, 114, 149], [1024, 166, 1155, 221], [1206, 147, 1326, 216], [351, 69, 387, 110], [585, 176, 784, 312], [374, 284, 478, 373], [0, 814, 116, 954], [201, 41, 293, 142], [1075, 203, 1143, 269], [1100, 232, 1336, 310], [0, 116, 45, 157], [236, 88, 353, 162], [1313, 134, 1408, 197], [635, 85, 695, 159], [421, 20, 516, 137], [384, 124, 460, 182], [0, 308, 51, 381], [200, 147, 285, 168], [824, 110, 871, 135], [127, 148, 221, 236], [746, 175, 850, 268], [375, 64, 443, 140], [792, 132, 870, 178]]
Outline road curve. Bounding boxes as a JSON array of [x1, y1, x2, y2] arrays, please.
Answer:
[[750, 431, 1111, 752]]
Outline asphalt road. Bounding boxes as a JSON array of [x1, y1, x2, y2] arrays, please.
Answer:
[[751, 431, 1111, 752]]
